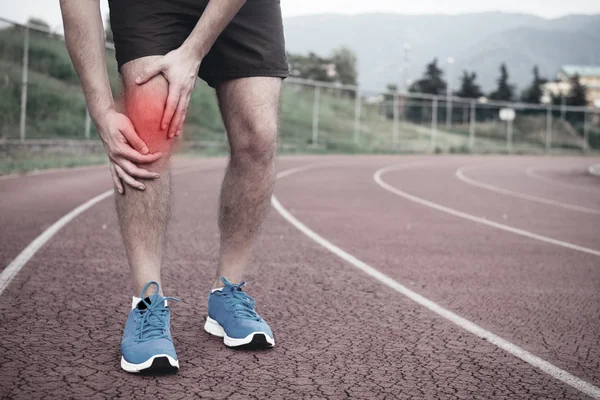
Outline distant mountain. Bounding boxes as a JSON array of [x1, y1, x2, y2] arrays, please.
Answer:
[[282, 12, 600, 93]]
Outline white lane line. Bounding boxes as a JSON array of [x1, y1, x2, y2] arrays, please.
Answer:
[[0, 165, 213, 297], [277, 162, 340, 179], [457, 166, 600, 215], [589, 164, 600, 177], [0, 190, 113, 296], [526, 167, 600, 194], [376, 164, 600, 257], [272, 163, 600, 399]]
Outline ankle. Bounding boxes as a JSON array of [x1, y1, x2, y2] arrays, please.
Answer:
[[211, 278, 224, 290], [211, 274, 246, 291]]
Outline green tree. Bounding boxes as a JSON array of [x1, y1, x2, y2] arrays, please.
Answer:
[[287, 52, 332, 82], [384, 84, 397, 101], [331, 46, 358, 85], [409, 58, 446, 95], [456, 70, 483, 99], [27, 17, 50, 30], [567, 74, 587, 106], [521, 66, 546, 104], [489, 63, 514, 101], [383, 84, 398, 119]]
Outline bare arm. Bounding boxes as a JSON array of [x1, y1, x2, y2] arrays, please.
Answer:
[[60, 0, 114, 125], [60, 0, 162, 193], [136, 0, 247, 137], [180, 0, 247, 60]]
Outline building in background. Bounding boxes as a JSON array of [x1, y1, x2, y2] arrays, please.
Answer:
[[544, 65, 600, 108]]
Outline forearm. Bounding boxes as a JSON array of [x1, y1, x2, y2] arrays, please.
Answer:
[[182, 0, 246, 57], [60, 0, 114, 125]]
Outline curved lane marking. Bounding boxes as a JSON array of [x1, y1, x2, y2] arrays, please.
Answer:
[[272, 162, 600, 399], [456, 165, 600, 215], [589, 164, 600, 177], [0, 190, 112, 296], [526, 167, 600, 194], [0, 165, 217, 297], [377, 165, 600, 257]]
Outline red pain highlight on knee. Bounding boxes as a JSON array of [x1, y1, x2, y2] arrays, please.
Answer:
[[126, 90, 170, 152]]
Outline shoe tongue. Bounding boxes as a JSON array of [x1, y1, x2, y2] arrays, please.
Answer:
[[137, 296, 154, 310], [222, 284, 243, 294]]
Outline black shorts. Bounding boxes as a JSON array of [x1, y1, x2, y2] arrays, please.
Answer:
[[108, 0, 289, 88]]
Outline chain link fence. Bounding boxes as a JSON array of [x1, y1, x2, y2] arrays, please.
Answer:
[[1, 16, 599, 154]]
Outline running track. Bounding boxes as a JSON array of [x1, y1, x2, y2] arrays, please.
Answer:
[[0, 155, 599, 399]]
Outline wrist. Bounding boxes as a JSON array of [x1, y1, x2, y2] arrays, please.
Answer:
[[181, 38, 207, 63], [90, 105, 116, 132]]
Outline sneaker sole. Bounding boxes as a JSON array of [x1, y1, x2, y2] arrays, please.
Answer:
[[204, 316, 275, 348], [120, 354, 179, 374]]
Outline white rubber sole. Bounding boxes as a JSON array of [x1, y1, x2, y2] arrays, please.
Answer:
[[204, 316, 275, 347], [120, 354, 179, 373]]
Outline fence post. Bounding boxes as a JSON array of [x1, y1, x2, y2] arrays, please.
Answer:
[[431, 96, 438, 151], [507, 119, 513, 154], [583, 111, 589, 152], [84, 108, 92, 139], [469, 101, 476, 150], [545, 105, 552, 152], [446, 95, 452, 129], [353, 89, 361, 146], [392, 92, 399, 148], [312, 85, 320, 146], [19, 23, 30, 142]]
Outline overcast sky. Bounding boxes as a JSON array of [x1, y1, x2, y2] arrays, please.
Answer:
[[2, 0, 600, 31]]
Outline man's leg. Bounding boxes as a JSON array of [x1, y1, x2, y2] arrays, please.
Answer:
[[203, 77, 280, 348], [213, 77, 281, 288], [117, 56, 174, 296]]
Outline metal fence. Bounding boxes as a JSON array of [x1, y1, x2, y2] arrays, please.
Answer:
[[283, 78, 600, 154], [1, 16, 599, 154], [0, 17, 117, 143]]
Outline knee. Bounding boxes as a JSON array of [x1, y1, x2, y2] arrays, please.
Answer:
[[124, 76, 172, 156], [229, 119, 278, 166]]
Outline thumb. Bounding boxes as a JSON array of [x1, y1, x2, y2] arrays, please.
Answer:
[[135, 61, 164, 85]]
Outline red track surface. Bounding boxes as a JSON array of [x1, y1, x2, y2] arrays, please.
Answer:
[[0, 155, 599, 399]]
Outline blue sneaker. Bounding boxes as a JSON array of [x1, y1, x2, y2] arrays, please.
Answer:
[[204, 277, 275, 348], [120, 281, 180, 373]]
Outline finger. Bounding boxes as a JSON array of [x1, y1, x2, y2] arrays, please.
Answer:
[[110, 164, 124, 194], [135, 61, 164, 85], [119, 116, 149, 154], [119, 146, 163, 164], [119, 158, 160, 180], [176, 92, 192, 136], [161, 86, 181, 132], [169, 91, 189, 138], [114, 163, 146, 191]]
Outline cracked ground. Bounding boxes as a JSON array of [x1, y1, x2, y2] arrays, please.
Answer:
[[1, 155, 599, 399]]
